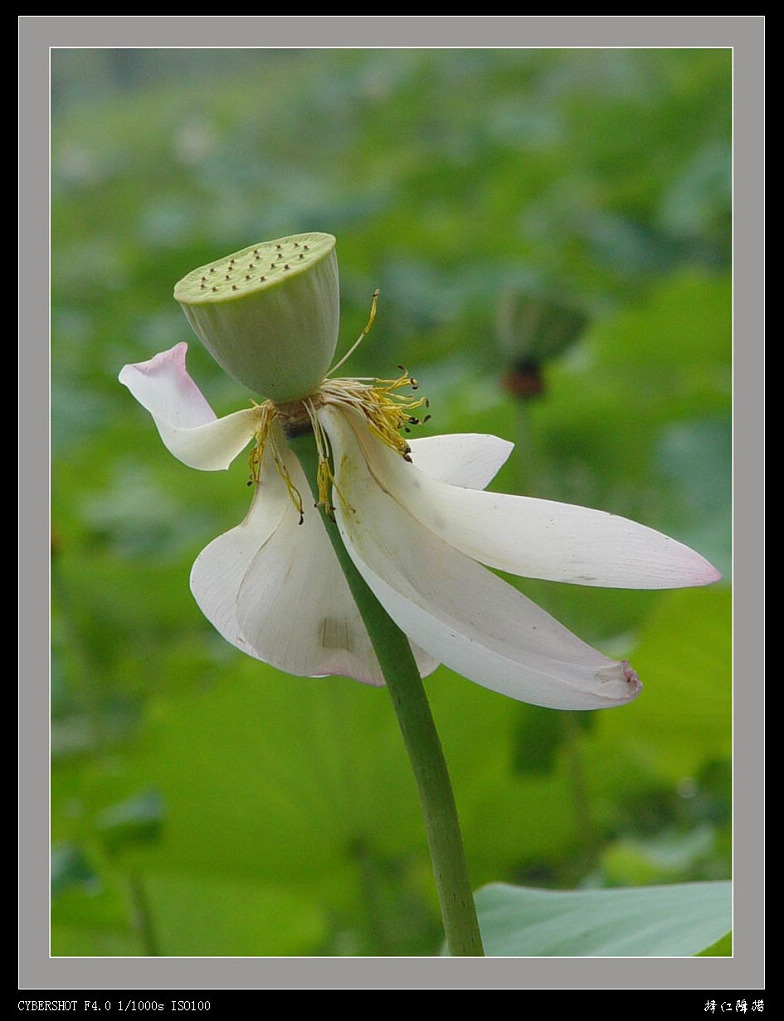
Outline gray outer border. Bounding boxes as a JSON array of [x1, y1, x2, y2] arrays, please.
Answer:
[[21, 16, 764, 992]]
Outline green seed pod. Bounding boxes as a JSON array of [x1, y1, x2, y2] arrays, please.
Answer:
[[174, 232, 339, 402]]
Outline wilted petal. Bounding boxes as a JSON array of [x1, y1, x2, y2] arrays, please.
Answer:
[[234, 457, 388, 685], [189, 437, 289, 661], [119, 342, 259, 470], [322, 407, 642, 710], [191, 424, 437, 684], [407, 433, 513, 490], [349, 415, 719, 590]]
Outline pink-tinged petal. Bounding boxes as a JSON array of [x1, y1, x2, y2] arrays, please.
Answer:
[[190, 424, 437, 684], [119, 342, 216, 427], [321, 406, 642, 711], [348, 414, 720, 591], [119, 342, 259, 471], [407, 433, 514, 490]]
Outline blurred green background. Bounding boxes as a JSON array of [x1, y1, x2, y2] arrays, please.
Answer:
[[51, 47, 732, 957]]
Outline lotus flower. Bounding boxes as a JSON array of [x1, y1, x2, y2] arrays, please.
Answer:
[[119, 233, 720, 711]]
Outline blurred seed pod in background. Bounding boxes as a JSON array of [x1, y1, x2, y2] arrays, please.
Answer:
[[496, 291, 590, 400]]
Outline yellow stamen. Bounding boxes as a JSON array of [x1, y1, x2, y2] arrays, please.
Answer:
[[247, 289, 429, 520], [247, 402, 274, 486], [272, 449, 305, 524], [316, 372, 427, 462], [303, 398, 336, 513], [247, 401, 306, 522]]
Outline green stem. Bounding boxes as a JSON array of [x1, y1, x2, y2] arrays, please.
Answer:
[[289, 433, 485, 957], [563, 712, 596, 859], [128, 871, 160, 956]]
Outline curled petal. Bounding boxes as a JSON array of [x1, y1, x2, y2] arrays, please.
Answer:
[[190, 425, 437, 684], [407, 433, 513, 490], [322, 407, 642, 710], [119, 342, 259, 470], [349, 414, 719, 590]]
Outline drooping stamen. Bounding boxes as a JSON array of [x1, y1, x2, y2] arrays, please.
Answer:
[[247, 401, 306, 523], [303, 397, 340, 515], [247, 402, 274, 486], [271, 450, 305, 525]]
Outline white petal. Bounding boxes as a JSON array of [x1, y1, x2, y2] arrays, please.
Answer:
[[348, 413, 719, 590], [189, 439, 289, 660], [407, 433, 513, 490], [119, 342, 259, 470], [235, 465, 387, 685], [191, 426, 437, 684], [322, 407, 642, 711]]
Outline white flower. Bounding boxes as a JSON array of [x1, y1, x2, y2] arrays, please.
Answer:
[[119, 340, 720, 712]]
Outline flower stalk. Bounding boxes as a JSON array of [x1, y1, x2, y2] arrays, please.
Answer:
[[289, 431, 485, 957]]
